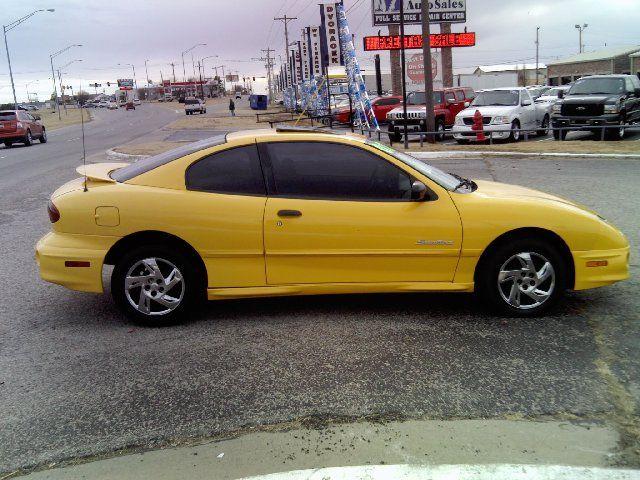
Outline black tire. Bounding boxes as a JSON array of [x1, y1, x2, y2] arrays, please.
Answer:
[[455, 139, 469, 145], [39, 128, 47, 143], [388, 131, 402, 142], [3, 141, 12, 148], [435, 118, 446, 142], [475, 238, 567, 317], [508, 120, 521, 142], [552, 128, 567, 141], [537, 115, 549, 136], [111, 245, 204, 326], [24, 130, 33, 146], [605, 119, 626, 141]]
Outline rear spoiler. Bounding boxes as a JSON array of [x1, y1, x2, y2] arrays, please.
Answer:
[[76, 162, 129, 183]]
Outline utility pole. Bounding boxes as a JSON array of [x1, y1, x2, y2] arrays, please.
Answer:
[[144, 59, 150, 100], [440, 22, 453, 87], [399, 0, 409, 148], [535, 26, 540, 85], [261, 48, 275, 102], [421, 0, 436, 143], [274, 15, 297, 87], [168, 63, 176, 83]]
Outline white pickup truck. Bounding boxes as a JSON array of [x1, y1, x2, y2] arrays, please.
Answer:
[[452, 87, 552, 143], [184, 97, 207, 115]]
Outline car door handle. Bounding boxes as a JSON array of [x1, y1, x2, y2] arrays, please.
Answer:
[[277, 209, 302, 217]]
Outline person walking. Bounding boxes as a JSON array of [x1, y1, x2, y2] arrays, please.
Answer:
[[229, 99, 236, 117]]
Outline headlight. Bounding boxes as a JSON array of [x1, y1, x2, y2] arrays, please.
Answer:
[[454, 116, 464, 126], [604, 104, 619, 113], [491, 116, 510, 124], [552, 103, 562, 113]]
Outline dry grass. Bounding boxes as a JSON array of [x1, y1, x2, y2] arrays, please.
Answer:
[[399, 138, 640, 155], [166, 115, 265, 131], [39, 108, 92, 131], [113, 141, 185, 156]]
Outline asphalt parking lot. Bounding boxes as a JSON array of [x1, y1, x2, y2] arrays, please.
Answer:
[[0, 113, 639, 474]]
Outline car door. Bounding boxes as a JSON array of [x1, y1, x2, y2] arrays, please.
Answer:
[[519, 90, 537, 129], [625, 76, 640, 122], [261, 140, 462, 285], [182, 144, 268, 287], [452, 89, 466, 116], [28, 113, 43, 136]]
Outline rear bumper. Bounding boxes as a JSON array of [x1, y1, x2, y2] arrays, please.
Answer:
[[35, 231, 119, 293], [572, 246, 630, 290], [0, 129, 26, 141]]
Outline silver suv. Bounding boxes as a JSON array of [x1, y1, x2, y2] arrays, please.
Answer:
[[184, 98, 206, 115]]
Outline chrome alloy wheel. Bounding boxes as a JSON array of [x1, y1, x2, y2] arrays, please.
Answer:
[[497, 252, 555, 310], [124, 257, 185, 316]]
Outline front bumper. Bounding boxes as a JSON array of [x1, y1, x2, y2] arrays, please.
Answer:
[[452, 123, 511, 140], [388, 119, 427, 133], [35, 231, 119, 293], [572, 246, 630, 290], [551, 113, 622, 130]]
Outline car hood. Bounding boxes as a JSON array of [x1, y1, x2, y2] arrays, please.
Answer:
[[562, 94, 620, 104], [456, 105, 518, 117], [388, 105, 425, 114], [471, 179, 597, 214]]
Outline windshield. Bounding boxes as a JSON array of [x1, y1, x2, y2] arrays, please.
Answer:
[[406, 91, 444, 105], [471, 90, 520, 106], [569, 78, 625, 95], [366, 140, 460, 190]]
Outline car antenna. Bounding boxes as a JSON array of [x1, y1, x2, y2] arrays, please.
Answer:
[[79, 83, 88, 192]]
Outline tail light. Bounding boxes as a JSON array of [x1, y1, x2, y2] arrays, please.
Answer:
[[16, 122, 23, 129], [47, 200, 60, 223]]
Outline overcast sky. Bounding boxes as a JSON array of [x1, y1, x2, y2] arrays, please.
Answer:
[[2, 0, 639, 103]]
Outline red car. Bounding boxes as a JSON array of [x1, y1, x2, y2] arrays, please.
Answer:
[[0, 109, 47, 147], [333, 95, 403, 124]]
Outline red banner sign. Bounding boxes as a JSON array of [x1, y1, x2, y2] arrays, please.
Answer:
[[363, 33, 476, 51]]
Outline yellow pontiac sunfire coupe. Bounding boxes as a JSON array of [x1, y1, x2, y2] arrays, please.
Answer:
[[36, 128, 629, 325]]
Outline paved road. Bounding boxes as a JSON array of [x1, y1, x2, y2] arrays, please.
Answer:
[[1, 118, 639, 474]]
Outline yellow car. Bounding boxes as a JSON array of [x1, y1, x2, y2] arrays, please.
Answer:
[[36, 128, 629, 325]]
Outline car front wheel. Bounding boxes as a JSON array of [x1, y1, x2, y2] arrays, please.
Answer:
[[537, 115, 549, 136], [112, 246, 202, 326], [39, 128, 47, 143], [508, 120, 520, 142], [476, 238, 566, 317]]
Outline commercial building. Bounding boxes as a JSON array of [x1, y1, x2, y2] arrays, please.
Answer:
[[453, 64, 547, 90], [546, 45, 640, 85]]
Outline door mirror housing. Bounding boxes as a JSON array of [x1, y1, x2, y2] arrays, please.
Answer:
[[464, 101, 470, 108], [411, 180, 428, 201], [446, 98, 455, 104], [557, 90, 565, 99], [521, 99, 532, 106], [33, 114, 41, 121], [635, 88, 640, 97]]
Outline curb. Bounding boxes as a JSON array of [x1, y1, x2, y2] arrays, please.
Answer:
[[105, 149, 149, 162], [411, 150, 640, 159]]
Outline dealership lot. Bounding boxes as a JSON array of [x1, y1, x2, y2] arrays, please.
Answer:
[[1, 108, 639, 473]]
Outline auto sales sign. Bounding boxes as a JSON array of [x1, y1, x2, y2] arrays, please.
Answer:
[[372, 0, 466, 26]]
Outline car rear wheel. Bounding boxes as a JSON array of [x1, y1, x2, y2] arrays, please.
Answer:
[[24, 130, 33, 146], [537, 115, 549, 136], [112, 246, 202, 326], [388, 131, 402, 142], [39, 128, 47, 143], [508, 120, 520, 142], [3, 141, 12, 148], [476, 238, 566, 317], [435, 118, 446, 142]]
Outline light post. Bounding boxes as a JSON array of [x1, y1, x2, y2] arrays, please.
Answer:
[[144, 59, 150, 100], [118, 63, 138, 102], [200, 55, 218, 80], [3, 9, 55, 110], [213, 65, 226, 95], [575, 23, 588, 53], [181, 44, 206, 82], [58, 59, 82, 115], [50, 43, 82, 119], [25, 79, 39, 103]]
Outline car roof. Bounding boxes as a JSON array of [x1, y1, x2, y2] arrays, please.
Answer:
[[579, 74, 631, 79], [226, 127, 366, 143]]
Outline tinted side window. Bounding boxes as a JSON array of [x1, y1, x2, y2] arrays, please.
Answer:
[[464, 88, 475, 100], [625, 77, 635, 93], [266, 142, 412, 201], [454, 90, 465, 101], [186, 145, 265, 195], [445, 92, 455, 102], [377, 97, 400, 106]]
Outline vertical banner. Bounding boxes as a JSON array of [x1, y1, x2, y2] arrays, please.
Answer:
[[310, 27, 322, 77], [337, 3, 379, 130], [294, 43, 303, 84], [301, 28, 311, 81], [320, 2, 344, 67]]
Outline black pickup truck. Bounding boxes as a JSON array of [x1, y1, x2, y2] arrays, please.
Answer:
[[551, 74, 640, 140]]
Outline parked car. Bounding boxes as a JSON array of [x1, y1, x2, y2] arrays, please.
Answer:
[[35, 128, 629, 325], [526, 85, 552, 100], [0, 109, 47, 147], [387, 87, 475, 141], [98, 101, 109, 108], [108, 102, 119, 110], [534, 86, 571, 106], [184, 97, 206, 115], [125, 102, 135, 111], [551, 74, 640, 140], [333, 95, 403, 124], [452, 87, 551, 143], [133, 98, 141, 106]]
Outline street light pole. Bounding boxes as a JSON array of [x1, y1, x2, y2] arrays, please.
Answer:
[[181, 44, 207, 82], [575, 23, 588, 53], [3, 9, 55, 110], [50, 43, 82, 120], [144, 59, 150, 100], [25, 79, 38, 103], [58, 59, 82, 116]]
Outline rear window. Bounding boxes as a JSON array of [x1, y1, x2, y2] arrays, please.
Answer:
[[184, 99, 199, 105], [0, 111, 16, 120], [111, 135, 227, 182]]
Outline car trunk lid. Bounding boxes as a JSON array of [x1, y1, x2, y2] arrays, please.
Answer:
[[0, 112, 18, 133]]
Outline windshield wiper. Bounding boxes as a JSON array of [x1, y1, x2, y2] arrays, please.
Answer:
[[450, 173, 476, 191]]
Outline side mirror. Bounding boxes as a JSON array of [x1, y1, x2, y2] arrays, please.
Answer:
[[635, 88, 640, 97], [521, 99, 532, 106], [464, 101, 470, 108], [557, 90, 565, 99], [33, 114, 41, 121], [446, 98, 455, 104], [411, 180, 428, 201]]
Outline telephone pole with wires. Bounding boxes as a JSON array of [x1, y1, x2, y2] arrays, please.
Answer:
[[253, 47, 276, 102], [274, 15, 297, 87]]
